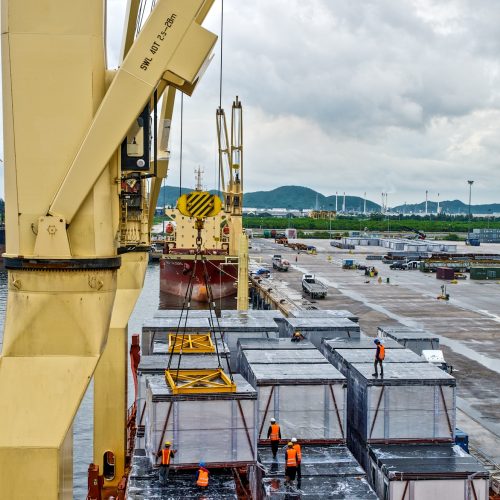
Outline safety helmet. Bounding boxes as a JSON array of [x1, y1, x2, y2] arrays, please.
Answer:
[[270, 417, 276, 423], [287, 442, 293, 447], [199, 461, 206, 467], [165, 441, 171, 446], [291, 437, 297, 443], [374, 339, 380, 344]]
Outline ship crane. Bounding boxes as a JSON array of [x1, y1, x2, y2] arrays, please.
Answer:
[[217, 97, 244, 217]]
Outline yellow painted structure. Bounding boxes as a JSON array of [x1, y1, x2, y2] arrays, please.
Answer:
[[237, 233, 250, 310], [0, 0, 216, 497], [165, 368, 236, 394], [168, 333, 215, 353]]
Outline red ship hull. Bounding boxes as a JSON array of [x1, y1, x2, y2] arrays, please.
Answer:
[[160, 253, 238, 302]]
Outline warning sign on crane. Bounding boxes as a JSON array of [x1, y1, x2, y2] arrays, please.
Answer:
[[177, 191, 222, 219]]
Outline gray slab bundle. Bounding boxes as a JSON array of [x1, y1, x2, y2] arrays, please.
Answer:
[[324, 347, 426, 377], [141, 318, 212, 355], [378, 325, 440, 354], [144, 374, 257, 467], [348, 363, 456, 449], [220, 309, 285, 320], [322, 337, 405, 352], [259, 444, 377, 499], [368, 444, 489, 500], [238, 338, 318, 351], [153, 309, 214, 318], [283, 318, 361, 347], [216, 318, 280, 370], [289, 309, 359, 323], [127, 449, 238, 499], [240, 354, 346, 442]]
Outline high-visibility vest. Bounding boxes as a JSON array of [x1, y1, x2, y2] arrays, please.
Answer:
[[378, 345, 385, 360], [270, 424, 280, 440], [162, 449, 172, 465], [293, 443, 302, 462], [286, 448, 297, 467], [197, 468, 209, 487]]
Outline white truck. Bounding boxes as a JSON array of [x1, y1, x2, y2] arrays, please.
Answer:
[[272, 254, 290, 272], [302, 273, 328, 299]]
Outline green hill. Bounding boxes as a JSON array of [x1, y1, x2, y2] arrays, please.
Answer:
[[157, 185, 498, 214]]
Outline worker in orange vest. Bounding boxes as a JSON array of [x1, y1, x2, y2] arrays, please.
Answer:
[[291, 437, 302, 487], [267, 417, 281, 460], [373, 339, 385, 377], [196, 462, 210, 489], [157, 441, 176, 485], [284, 442, 298, 485]]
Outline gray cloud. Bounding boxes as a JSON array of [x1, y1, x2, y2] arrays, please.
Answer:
[[2, 0, 500, 206]]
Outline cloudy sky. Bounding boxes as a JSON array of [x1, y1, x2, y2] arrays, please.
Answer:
[[3, 0, 500, 206]]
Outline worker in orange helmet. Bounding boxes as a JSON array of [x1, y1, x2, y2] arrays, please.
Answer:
[[372, 339, 385, 377], [196, 461, 210, 489], [267, 417, 282, 460], [157, 441, 176, 485], [284, 441, 298, 485], [291, 437, 302, 487]]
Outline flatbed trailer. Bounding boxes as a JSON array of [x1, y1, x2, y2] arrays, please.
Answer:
[[302, 273, 328, 299]]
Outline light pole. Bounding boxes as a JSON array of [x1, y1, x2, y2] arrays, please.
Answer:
[[467, 180, 474, 238]]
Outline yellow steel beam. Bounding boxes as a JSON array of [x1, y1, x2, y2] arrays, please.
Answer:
[[168, 333, 215, 353], [148, 85, 177, 227], [165, 368, 236, 394], [237, 233, 249, 310], [47, 0, 218, 225], [121, 0, 141, 62]]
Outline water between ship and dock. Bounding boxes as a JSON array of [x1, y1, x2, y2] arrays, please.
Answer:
[[0, 264, 236, 498]]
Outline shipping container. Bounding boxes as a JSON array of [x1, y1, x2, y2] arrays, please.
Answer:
[[436, 267, 455, 280], [285, 228, 297, 239], [470, 266, 500, 280]]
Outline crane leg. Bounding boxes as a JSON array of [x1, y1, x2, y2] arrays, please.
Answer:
[[94, 252, 148, 491]]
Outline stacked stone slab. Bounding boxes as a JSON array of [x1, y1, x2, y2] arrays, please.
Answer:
[[367, 444, 489, 500], [259, 444, 377, 499], [378, 325, 439, 354], [282, 317, 361, 347], [216, 317, 280, 370], [288, 308, 359, 323], [144, 374, 257, 467], [347, 363, 456, 470], [141, 318, 212, 355], [238, 338, 346, 443]]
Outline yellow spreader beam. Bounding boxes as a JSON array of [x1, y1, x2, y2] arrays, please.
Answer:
[[165, 368, 236, 394], [168, 333, 215, 353]]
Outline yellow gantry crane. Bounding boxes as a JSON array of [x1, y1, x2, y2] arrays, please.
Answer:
[[0, 0, 217, 497]]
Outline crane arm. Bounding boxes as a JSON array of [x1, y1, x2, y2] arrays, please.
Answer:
[[47, 0, 217, 225]]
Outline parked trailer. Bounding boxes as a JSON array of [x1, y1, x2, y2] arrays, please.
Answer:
[[302, 273, 328, 299]]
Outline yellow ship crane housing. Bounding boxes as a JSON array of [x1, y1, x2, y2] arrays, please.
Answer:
[[0, 0, 218, 497]]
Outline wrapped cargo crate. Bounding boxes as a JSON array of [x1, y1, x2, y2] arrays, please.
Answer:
[[378, 326, 439, 354], [141, 318, 212, 355], [240, 358, 346, 442], [144, 374, 257, 467], [322, 337, 405, 353], [324, 347, 426, 377], [283, 317, 360, 347], [217, 317, 280, 370], [289, 309, 359, 323], [348, 363, 456, 445], [368, 444, 489, 500]]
